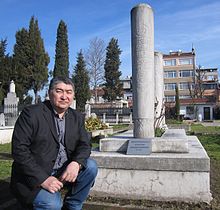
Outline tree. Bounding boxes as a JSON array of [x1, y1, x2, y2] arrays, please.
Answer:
[[85, 37, 105, 102], [72, 51, 90, 112], [13, 17, 49, 104], [53, 20, 69, 77], [188, 65, 206, 99], [13, 28, 32, 102], [0, 39, 13, 104], [103, 38, 123, 102], [175, 84, 180, 119], [28, 16, 50, 104]]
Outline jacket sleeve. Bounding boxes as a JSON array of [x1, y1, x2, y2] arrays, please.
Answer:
[[70, 112, 92, 167], [12, 107, 49, 189]]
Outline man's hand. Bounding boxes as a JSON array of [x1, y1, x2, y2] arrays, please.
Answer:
[[41, 176, 63, 193], [59, 161, 80, 183]]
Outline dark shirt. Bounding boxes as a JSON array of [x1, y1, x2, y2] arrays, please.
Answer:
[[53, 111, 68, 170]]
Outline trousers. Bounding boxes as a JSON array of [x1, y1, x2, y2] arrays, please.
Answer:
[[32, 158, 98, 210]]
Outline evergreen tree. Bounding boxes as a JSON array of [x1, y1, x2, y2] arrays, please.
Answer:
[[0, 39, 13, 104], [72, 51, 90, 112], [103, 38, 123, 101], [13, 28, 32, 102], [28, 16, 50, 104], [53, 20, 69, 77], [175, 84, 180, 118]]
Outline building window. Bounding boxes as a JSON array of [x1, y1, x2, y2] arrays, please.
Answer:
[[164, 71, 176, 78], [179, 82, 194, 90], [206, 75, 215, 81], [179, 58, 193, 65], [179, 70, 194, 77], [179, 95, 191, 99], [164, 83, 176, 90], [202, 83, 217, 90], [186, 106, 194, 114], [164, 59, 176, 66], [165, 96, 175, 102]]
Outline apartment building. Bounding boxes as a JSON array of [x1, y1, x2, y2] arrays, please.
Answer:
[[163, 49, 219, 120], [163, 49, 196, 102]]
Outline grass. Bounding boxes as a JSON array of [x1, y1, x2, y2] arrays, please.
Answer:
[[0, 143, 12, 180], [191, 124, 220, 135], [197, 135, 220, 160], [166, 119, 183, 124]]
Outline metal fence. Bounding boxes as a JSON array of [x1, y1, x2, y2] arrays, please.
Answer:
[[91, 107, 132, 124]]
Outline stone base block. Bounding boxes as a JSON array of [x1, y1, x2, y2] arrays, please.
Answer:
[[91, 136, 212, 203], [100, 129, 189, 153]]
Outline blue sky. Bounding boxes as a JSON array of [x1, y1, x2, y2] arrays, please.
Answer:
[[1, 0, 220, 79]]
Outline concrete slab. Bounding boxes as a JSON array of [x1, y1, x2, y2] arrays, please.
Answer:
[[91, 135, 212, 203], [100, 129, 189, 153]]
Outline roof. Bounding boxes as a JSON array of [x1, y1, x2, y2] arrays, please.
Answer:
[[163, 51, 195, 58], [179, 98, 216, 105]]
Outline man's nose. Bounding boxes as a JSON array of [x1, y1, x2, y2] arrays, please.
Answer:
[[60, 92, 67, 99]]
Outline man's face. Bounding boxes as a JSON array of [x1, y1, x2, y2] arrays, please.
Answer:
[[49, 82, 74, 113]]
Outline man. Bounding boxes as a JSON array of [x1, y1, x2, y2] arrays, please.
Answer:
[[10, 77, 98, 210]]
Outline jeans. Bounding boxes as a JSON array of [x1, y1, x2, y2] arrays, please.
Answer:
[[32, 158, 98, 210]]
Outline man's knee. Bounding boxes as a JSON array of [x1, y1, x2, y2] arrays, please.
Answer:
[[33, 190, 62, 210], [33, 201, 62, 210], [86, 158, 98, 178]]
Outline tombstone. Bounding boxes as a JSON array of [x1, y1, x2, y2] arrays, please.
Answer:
[[0, 113, 5, 127], [90, 3, 212, 204], [131, 4, 154, 138], [85, 102, 91, 119], [4, 80, 19, 126]]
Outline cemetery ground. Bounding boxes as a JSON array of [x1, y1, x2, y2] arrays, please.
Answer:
[[0, 123, 220, 209]]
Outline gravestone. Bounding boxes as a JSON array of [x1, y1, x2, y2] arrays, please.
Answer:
[[90, 3, 212, 204], [131, 3, 154, 138], [0, 113, 5, 127], [4, 81, 19, 126]]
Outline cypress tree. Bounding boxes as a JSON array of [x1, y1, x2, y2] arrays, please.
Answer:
[[103, 38, 123, 102], [175, 84, 180, 119], [28, 16, 50, 104], [0, 39, 8, 103], [0, 39, 14, 104], [53, 20, 69, 77], [72, 50, 90, 112], [13, 28, 32, 102]]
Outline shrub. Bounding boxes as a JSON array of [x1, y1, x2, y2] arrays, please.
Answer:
[[85, 117, 108, 131]]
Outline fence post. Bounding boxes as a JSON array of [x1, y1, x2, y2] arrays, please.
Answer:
[[116, 112, 119, 124], [103, 113, 106, 124], [129, 112, 133, 124]]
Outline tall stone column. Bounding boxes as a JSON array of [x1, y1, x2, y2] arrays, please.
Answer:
[[131, 4, 154, 138], [154, 52, 165, 128]]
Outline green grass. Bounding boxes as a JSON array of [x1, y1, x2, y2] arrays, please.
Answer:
[[0, 160, 12, 180], [0, 143, 11, 153], [112, 124, 129, 131], [197, 135, 220, 160], [166, 119, 183, 124], [191, 124, 220, 134]]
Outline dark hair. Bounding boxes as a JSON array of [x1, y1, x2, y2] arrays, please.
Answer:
[[49, 76, 75, 91]]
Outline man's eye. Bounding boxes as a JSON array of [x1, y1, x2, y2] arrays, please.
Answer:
[[56, 89, 63, 93]]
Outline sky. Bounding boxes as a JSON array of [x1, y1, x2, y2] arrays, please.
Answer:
[[1, 0, 220, 80]]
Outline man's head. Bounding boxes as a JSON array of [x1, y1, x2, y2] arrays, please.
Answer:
[[49, 77, 75, 114]]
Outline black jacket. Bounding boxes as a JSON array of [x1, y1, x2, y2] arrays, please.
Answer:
[[10, 100, 91, 205]]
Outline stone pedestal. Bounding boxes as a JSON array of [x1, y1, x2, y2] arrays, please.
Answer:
[[91, 134, 212, 203], [131, 4, 154, 138]]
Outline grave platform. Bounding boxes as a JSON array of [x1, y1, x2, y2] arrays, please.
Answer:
[[90, 130, 212, 203]]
